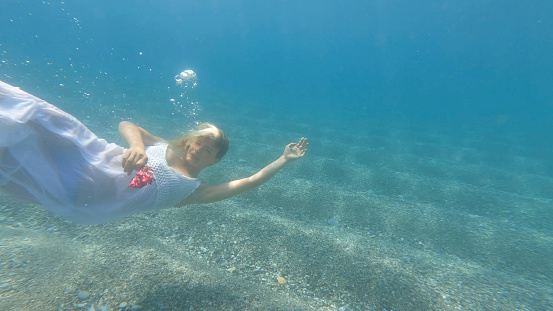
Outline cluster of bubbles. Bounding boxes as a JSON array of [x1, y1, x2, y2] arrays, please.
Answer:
[[174, 69, 198, 88], [170, 70, 200, 123]]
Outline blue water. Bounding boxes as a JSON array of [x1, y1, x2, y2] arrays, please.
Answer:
[[1, 1, 553, 309], [3, 1, 553, 119]]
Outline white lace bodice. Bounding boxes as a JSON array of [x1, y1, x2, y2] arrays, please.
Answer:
[[145, 143, 200, 209]]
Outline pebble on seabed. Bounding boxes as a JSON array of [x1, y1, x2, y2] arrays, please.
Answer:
[[78, 292, 91, 300], [327, 218, 340, 228]]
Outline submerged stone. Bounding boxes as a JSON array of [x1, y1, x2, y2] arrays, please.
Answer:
[[77, 292, 91, 300], [327, 218, 340, 227]]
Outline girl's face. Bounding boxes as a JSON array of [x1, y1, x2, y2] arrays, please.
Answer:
[[184, 136, 220, 170]]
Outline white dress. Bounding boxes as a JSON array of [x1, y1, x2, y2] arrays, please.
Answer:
[[0, 80, 200, 225]]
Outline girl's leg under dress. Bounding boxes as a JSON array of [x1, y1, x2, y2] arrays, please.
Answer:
[[0, 80, 156, 224]]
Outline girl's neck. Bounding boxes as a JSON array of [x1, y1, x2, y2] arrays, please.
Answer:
[[166, 147, 199, 178]]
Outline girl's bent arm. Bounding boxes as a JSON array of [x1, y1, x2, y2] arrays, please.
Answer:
[[119, 121, 165, 174], [119, 121, 164, 147]]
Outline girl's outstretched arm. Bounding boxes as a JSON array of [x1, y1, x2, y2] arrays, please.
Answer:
[[181, 137, 308, 205], [119, 121, 165, 174]]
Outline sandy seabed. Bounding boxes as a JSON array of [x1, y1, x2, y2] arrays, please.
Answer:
[[1, 110, 553, 310]]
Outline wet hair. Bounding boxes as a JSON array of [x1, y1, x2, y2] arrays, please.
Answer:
[[172, 122, 229, 160]]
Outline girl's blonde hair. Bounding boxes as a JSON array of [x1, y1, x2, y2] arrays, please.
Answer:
[[172, 122, 229, 159]]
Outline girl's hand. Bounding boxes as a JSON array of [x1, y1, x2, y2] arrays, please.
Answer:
[[282, 137, 308, 162], [122, 147, 148, 175]]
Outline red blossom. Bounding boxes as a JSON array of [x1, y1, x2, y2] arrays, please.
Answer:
[[129, 166, 155, 188]]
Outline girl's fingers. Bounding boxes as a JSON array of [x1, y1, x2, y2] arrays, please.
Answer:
[[121, 150, 130, 168], [297, 138, 307, 150], [124, 154, 137, 173]]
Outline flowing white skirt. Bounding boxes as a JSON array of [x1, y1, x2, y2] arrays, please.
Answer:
[[0, 80, 156, 224]]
